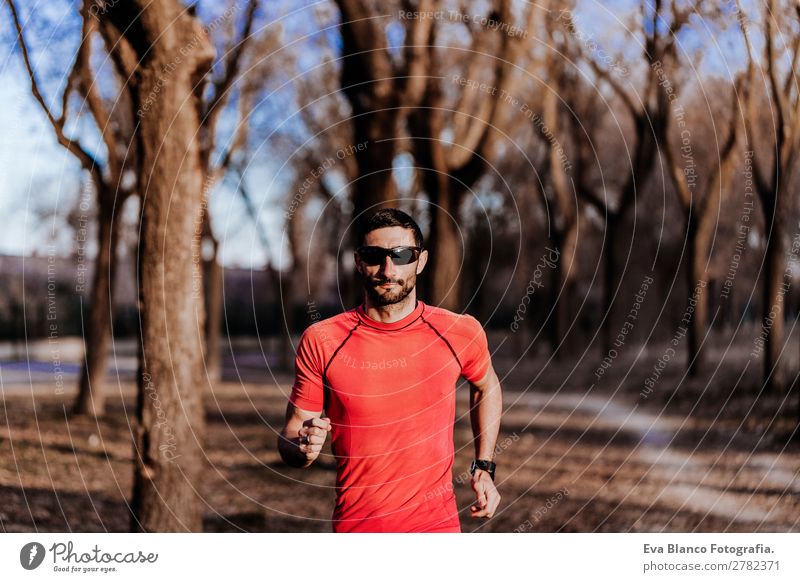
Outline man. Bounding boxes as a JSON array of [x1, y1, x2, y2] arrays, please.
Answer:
[[278, 208, 503, 532]]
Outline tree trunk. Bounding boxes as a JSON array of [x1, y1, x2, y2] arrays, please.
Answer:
[[201, 206, 222, 385], [283, 209, 304, 370], [762, 215, 786, 392], [73, 194, 121, 417], [203, 240, 223, 384], [428, 187, 463, 311], [279, 274, 293, 371], [602, 214, 619, 356], [350, 114, 398, 213], [124, 2, 214, 532], [548, 233, 564, 357], [462, 218, 492, 321], [412, 95, 465, 311], [334, 0, 400, 216], [553, 218, 577, 358], [686, 222, 707, 377]]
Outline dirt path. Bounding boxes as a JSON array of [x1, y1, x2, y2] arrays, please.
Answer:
[[491, 389, 800, 532]]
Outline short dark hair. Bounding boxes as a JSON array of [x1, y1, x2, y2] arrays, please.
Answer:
[[356, 208, 424, 248]]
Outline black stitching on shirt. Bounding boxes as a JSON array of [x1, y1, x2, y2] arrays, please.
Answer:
[[322, 320, 362, 411], [421, 316, 462, 370]]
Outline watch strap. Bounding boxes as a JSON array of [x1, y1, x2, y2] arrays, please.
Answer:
[[470, 459, 496, 480]]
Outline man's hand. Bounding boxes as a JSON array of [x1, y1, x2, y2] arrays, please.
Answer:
[[278, 402, 331, 468], [297, 416, 331, 462], [470, 470, 500, 518]]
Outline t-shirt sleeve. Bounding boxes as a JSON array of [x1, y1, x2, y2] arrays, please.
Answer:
[[459, 315, 491, 383], [288, 327, 325, 412]]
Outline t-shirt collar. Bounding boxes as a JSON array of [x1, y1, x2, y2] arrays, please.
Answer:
[[356, 299, 425, 330]]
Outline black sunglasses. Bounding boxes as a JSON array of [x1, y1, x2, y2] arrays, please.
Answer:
[[356, 246, 423, 266]]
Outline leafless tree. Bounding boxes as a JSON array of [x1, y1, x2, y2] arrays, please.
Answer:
[[408, 0, 537, 310], [333, 0, 433, 214], [533, 4, 581, 356], [738, 0, 800, 392], [195, 0, 259, 383], [638, 1, 744, 376], [562, 0, 693, 356], [92, 0, 217, 532], [6, 0, 137, 417]]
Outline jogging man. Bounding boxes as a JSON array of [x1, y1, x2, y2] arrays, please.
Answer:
[[278, 208, 502, 532]]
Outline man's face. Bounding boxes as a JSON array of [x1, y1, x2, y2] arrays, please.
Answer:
[[355, 226, 428, 306]]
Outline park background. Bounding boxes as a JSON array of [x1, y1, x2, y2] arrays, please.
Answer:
[[0, 0, 798, 532]]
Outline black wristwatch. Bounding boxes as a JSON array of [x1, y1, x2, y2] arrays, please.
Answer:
[[470, 459, 496, 481]]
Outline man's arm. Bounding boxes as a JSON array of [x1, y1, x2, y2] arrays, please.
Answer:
[[278, 402, 331, 468], [468, 362, 503, 518]]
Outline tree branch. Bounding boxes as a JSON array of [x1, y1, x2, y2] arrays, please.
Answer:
[[5, 0, 104, 185], [335, 0, 395, 108], [588, 57, 639, 118], [97, 18, 139, 84], [201, 0, 258, 132], [449, 0, 535, 173], [212, 71, 255, 179], [696, 76, 741, 219], [75, 3, 119, 178], [737, 0, 774, 199], [396, 0, 434, 111], [765, 0, 787, 167]]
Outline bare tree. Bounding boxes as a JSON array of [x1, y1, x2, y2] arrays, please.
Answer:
[[93, 0, 217, 532], [5, 0, 261, 412], [562, 0, 695, 356], [333, 0, 433, 215], [533, 6, 581, 356], [738, 0, 800, 392], [409, 0, 537, 310], [5, 0, 138, 417], [195, 0, 259, 383], [659, 75, 742, 376]]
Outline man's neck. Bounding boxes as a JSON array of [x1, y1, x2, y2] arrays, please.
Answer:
[[362, 292, 418, 324]]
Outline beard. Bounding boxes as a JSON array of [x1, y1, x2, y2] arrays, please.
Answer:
[[362, 273, 416, 306]]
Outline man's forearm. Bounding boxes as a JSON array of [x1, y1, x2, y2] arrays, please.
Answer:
[[469, 368, 503, 459]]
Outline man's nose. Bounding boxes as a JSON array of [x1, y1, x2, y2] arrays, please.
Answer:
[[379, 254, 396, 275]]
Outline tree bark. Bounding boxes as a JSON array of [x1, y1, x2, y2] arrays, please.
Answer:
[[349, 115, 399, 213], [335, 0, 398, 213], [602, 214, 618, 356], [201, 209, 223, 384], [548, 237, 563, 357], [686, 221, 706, 377], [762, 200, 786, 392], [203, 238, 223, 383], [114, 1, 215, 532], [73, 193, 123, 416], [428, 185, 462, 311]]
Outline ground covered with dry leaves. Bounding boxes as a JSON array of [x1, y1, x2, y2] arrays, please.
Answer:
[[1, 335, 798, 533]]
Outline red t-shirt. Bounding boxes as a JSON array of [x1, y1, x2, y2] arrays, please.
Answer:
[[289, 300, 491, 533]]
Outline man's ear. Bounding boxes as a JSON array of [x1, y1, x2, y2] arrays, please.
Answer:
[[416, 249, 428, 275]]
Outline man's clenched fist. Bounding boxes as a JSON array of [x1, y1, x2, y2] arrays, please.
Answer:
[[298, 416, 331, 462]]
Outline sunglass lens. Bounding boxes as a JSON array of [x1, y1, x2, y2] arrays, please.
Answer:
[[391, 248, 417, 265], [359, 247, 385, 265]]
